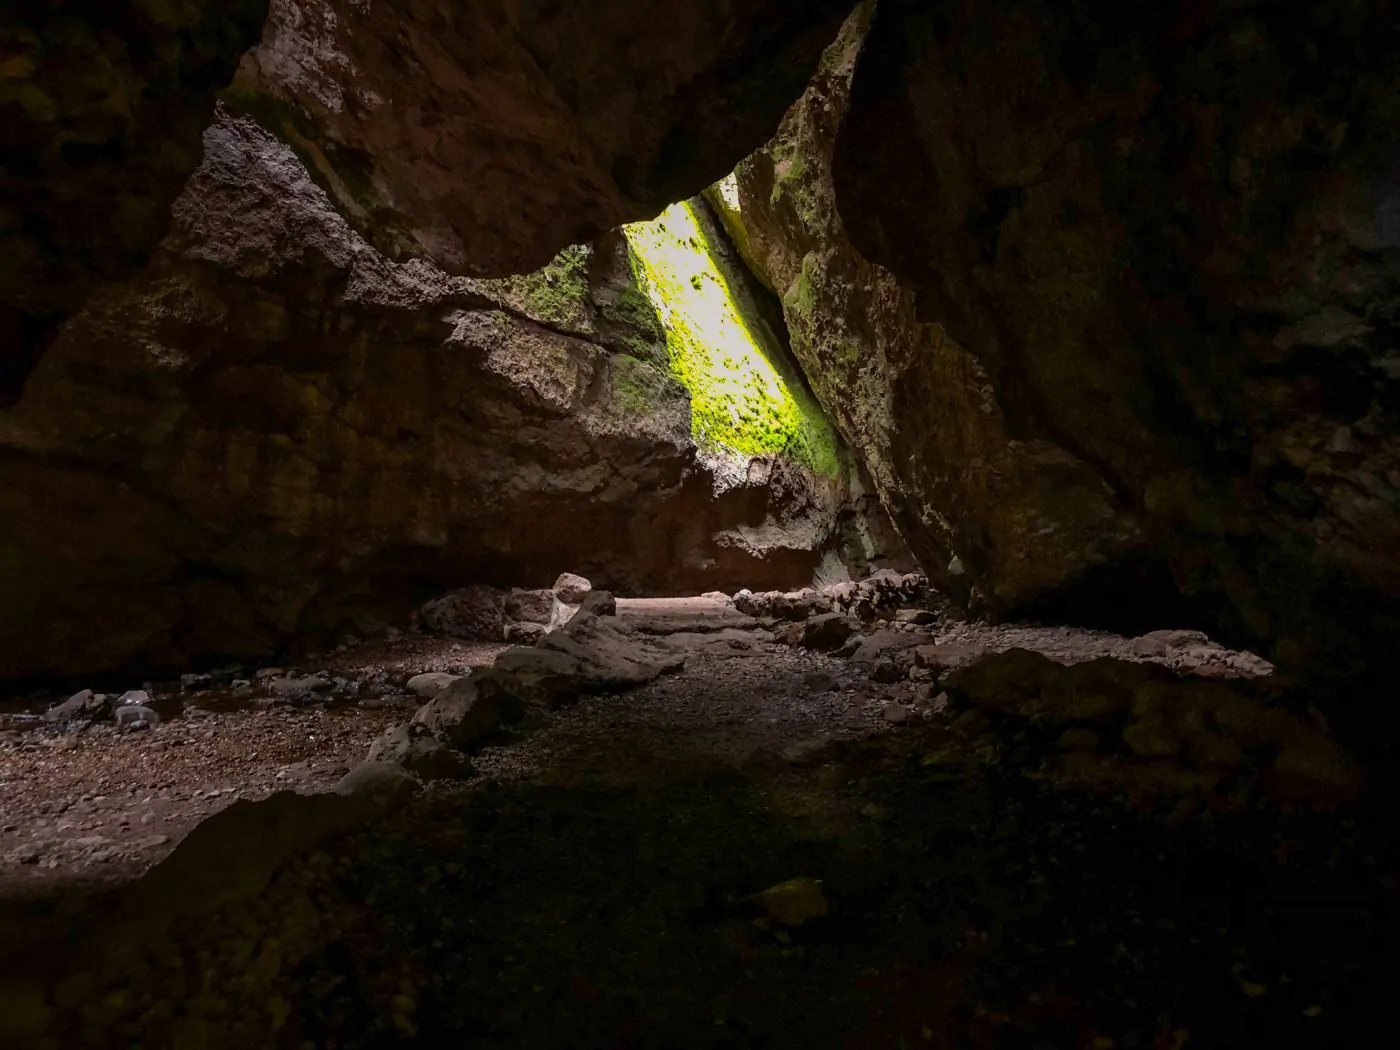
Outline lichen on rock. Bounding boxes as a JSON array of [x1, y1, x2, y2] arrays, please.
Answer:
[[623, 199, 840, 477]]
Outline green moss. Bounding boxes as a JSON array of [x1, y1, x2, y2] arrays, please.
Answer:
[[611, 354, 680, 414], [622, 201, 840, 477], [496, 244, 593, 331], [783, 257, 819, 317]]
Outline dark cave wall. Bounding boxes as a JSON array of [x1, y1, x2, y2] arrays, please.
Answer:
[[832, 0, 1400, 681]]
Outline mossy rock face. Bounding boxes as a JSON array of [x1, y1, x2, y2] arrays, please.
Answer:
[[714, 4, 1152, 620], [491, 244, 596, 335], [623, 199, 841, 477]]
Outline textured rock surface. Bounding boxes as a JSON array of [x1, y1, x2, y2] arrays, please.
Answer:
[[713, 6, 1153, 622], [0, 0, 269, 404], [0, 112, 879, 682], [833, 0, 1400, 680], [228, 0, 856, 279]]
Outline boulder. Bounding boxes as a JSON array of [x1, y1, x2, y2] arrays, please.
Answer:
[[533, 611, 688, 698], [895, 609, 937, 626], [552, 573, 594, 604], [505, 589, 558, 626], [44, 690, 109, 723], [335, 761, 421, 802], [411, 675, 516, 750], [790, 612, 858, 653], [406, 673, 465, 699], [578, 590, 618, 617], [366, 724, 475, 781], [419, 586, 505, 640], [490, 649, 590, 708], [547, 597, 581, 633], [504, 622, 548, 645]]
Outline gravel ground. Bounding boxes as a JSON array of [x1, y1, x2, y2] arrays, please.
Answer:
[[0, 638, 508, 894], [0, 611, 1271, 897]]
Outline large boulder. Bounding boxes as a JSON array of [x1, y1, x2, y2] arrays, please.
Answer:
[[411, 674, 519, 750], [366, 723, 475, 781], [44, 689, 110, 724], [831, 0, 1400, 683], [418, 587, 505, 640], [505, 590, 559, 627]]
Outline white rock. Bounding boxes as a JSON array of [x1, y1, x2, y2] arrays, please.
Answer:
[[552, 572, 593, 604], [115, 705, 160, 727]]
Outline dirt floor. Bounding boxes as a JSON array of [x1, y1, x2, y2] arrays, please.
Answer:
[[0, 639, 508, 893], [1, 610, 1395, 1048]]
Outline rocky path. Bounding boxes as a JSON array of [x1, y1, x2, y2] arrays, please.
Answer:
[[0, 639, 507, 893], [0, 597, 1271, 895], [0, 597, 1394, 1049]]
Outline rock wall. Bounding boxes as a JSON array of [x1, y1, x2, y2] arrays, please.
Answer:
[[0, 0, 269, 404], [228, 0, 857, 278], [3, 0, 858, 404], [709, 7, 1156, 624], [0, 112, 891, 683], [826, 0, 1400, 684]]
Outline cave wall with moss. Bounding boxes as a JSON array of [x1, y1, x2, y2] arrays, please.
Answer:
[[709, 6, 1155, 623], [624, 199, 841, 479], [0, 112, 896, 683]]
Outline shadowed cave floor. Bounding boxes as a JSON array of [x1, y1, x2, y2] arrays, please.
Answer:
[[2, 621, 1396, 1049]]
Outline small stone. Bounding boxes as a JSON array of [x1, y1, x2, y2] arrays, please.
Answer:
[[700, 591, 733, 604], [115, 705, 160, 728]]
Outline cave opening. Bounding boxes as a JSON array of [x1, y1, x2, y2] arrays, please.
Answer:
[[2, 1, 1397, 1046]]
